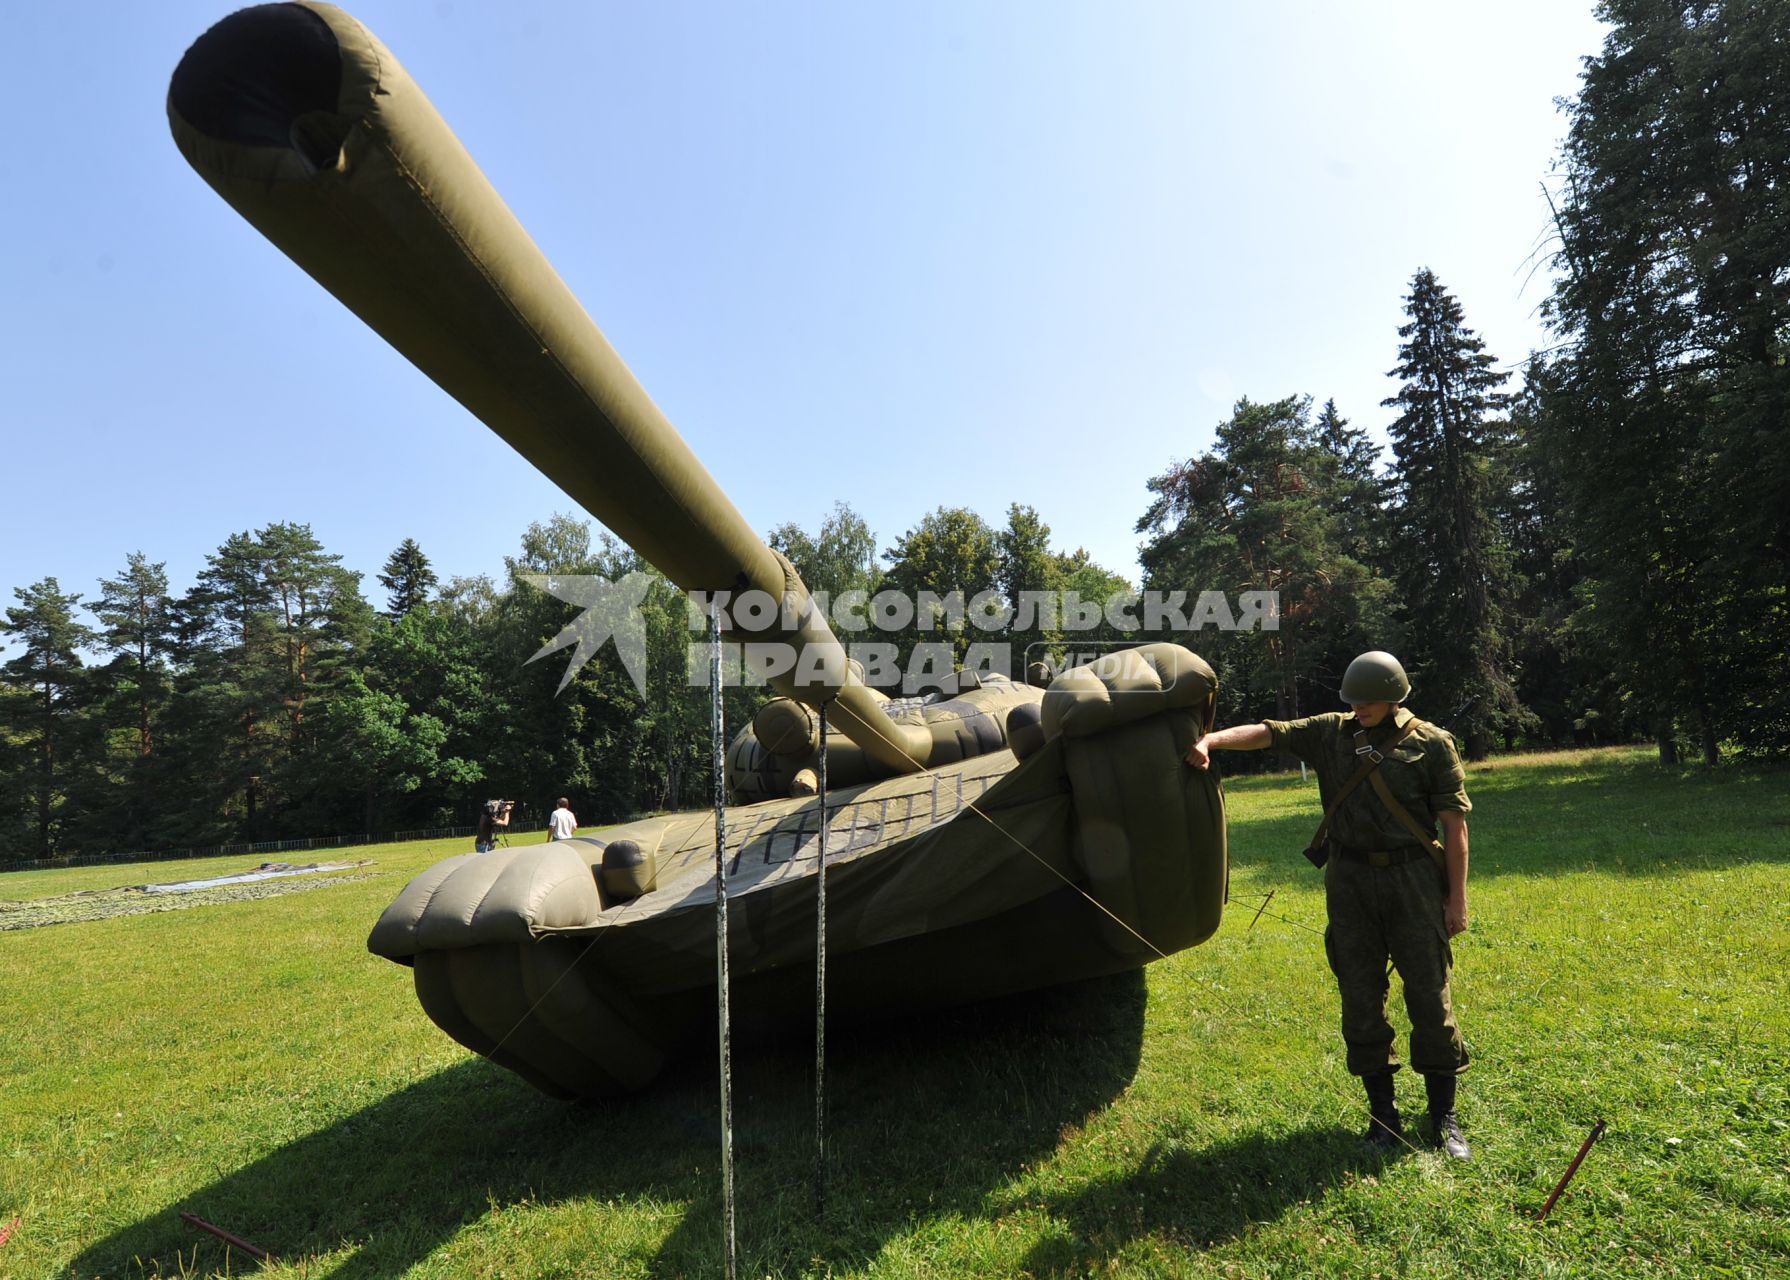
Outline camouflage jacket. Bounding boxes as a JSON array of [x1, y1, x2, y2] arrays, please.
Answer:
[[1264, 707, 1470, 853]]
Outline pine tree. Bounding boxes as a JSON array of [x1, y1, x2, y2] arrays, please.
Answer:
[[88, 553, 177, 851], [171, 524, 370, 835], [161, 535, 277, 840], [1138, 395, 1393, 733], [1, 578, 94, 857], [93, 552, 174, 759], [378, 537, 439, 618], [258, 521, 353, 733], [1382, 269, 1522, 758], [0, 676, 33, 858]]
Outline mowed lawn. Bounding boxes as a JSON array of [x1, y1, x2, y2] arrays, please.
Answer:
[[3, 747, 1786, 1279]]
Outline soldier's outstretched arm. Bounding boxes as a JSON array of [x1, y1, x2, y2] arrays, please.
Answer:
[[1185, 723, 1272, 770]]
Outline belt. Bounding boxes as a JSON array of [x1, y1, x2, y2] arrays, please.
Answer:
[[1337, 846, 1427, 868]]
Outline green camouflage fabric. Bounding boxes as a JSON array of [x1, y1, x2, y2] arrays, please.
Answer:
[[1264, 707, 1470, 853], [1322, 855, 1469, 1076], [1265, 707, 1471, 1077]]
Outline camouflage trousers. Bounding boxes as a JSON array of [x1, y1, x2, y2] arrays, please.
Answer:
[[1322, 852, 1469, 1077]]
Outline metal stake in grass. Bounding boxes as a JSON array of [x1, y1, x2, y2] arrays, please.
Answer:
[[1537, 1119, 1607, 1221], [178, 1212, 273, 1263], [815, 700, 830, 1219], [709, 607, 738, 1280]]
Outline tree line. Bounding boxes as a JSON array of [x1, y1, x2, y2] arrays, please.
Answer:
[[0, 505, 1124, 862], [3, 2, 1783, 862]]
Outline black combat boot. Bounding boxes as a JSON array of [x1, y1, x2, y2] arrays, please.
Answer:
[[1362, 1072, 1403, 1150], [1424, 1072, 1471, 1160]]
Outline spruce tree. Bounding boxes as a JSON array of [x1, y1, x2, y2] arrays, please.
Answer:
[[1382, 269, 1522, 758], [1313, 398, 1387, 567], [378, 537, 439, 618], [1540, 0, 1790, 759]]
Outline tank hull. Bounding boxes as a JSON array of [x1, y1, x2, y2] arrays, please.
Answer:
[[372, 705, 1224, 1098]]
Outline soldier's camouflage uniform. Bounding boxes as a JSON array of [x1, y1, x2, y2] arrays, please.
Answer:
[[1264, 706, 1471, 1078]]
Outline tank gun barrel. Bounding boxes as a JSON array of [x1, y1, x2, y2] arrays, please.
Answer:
[[167, 2, 929, 772]]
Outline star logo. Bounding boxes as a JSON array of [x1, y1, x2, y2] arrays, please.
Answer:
[[521, 572, 655, 699]]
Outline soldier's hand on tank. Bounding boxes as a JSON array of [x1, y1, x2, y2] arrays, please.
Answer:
[[1184, 736, 1212, 770]]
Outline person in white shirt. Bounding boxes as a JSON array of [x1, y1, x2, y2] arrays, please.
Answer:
[[547, 797, 578, 841]]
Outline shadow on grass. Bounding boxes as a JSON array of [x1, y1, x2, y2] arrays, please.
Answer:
[[1006, 1126, 1393, 1275], [68, 970, 1148, 1279], [647, 968, 1151, 1277]]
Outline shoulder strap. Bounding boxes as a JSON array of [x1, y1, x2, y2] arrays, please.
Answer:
[[1362, 720, 1449, 876], [1366, 769, 1444, 855], [1307, 717, 1419, 850]]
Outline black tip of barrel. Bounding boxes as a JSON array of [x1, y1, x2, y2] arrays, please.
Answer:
[[170, 4, 344, 162]]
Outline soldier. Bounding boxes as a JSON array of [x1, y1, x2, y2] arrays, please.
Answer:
[[1184, 651, 1472, 1159]]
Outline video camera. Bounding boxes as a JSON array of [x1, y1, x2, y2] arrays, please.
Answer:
[[483, 799, 515, 817]]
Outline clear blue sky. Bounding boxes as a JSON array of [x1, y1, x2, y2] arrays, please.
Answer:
[[2, 1, 1607, 629]]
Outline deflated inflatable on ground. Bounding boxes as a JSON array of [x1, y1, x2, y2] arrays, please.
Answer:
[[168, 2, 1228, 1098]]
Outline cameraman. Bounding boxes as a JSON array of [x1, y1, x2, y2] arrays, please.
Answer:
[[475, 799, 514, 853]]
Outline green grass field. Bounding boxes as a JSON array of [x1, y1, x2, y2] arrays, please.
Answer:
[[3, 747, 1786, 1279]]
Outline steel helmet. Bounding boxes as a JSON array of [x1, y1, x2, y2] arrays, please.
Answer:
[[1339, 651, 1410, 704]]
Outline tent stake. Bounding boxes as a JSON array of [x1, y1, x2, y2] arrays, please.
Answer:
[[814, 701, 830, 1217], [710, 606, 737, 1280], [1537, 1119, 1606, 1221], [179, 1212, 272, 1263]]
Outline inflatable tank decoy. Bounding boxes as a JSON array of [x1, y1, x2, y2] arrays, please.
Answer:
[[168, 2, 1228, 1098]]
